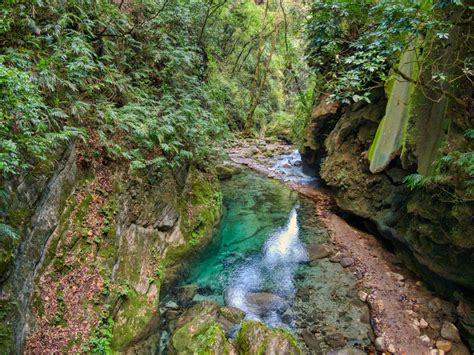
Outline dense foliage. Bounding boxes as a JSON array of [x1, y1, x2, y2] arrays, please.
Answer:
[[305, 0, 472, 103], [0, 0, 229, 178], [305, 0, 473, 200], [0, 0, 311, 239]]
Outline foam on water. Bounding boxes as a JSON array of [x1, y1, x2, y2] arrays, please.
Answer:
[[226, 207, 308, 327], [269, 149, 318, 186]]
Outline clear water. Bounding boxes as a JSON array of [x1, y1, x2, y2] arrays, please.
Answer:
[[169, 170, 318, 328], [163, 168, 371, 352], [269, 149, 318, 186]]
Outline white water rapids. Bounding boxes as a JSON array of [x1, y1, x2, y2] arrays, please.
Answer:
[[225, 207, 308, 328]]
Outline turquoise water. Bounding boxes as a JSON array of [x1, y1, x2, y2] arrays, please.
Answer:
[[170, 170, 323, 326], [163, 168, 371, 352]]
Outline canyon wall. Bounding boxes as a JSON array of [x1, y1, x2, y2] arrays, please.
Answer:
[[0, 143, 222, 353], [301, 21, 474, 349]]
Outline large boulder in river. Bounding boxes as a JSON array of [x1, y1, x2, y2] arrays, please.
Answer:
[[171, 315, 230, 354], [171, 302, 232, 354], [245, 292, 289, 315], [170, 301, 245, 353], [216, 163, 242, 180], [218, 306, 246, 332], [235, 320, 302, 354]]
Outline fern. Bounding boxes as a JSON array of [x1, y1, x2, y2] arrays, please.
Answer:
[[0, 223, 18, 240]]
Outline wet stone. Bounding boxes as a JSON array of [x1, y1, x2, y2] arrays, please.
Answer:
[[296, 287, 312, 302], [340, 257, 354, 268], [173, 284, 198, 305], [374, 337, 385, 351], [301, 329, 321, 352], [436, 339, 452, 352], [308, 244, 333, 262], [360, 310, 370, 324], [440, 321, 461, 342], [325, 332, 347, 348], [329, 252, 346, 263]]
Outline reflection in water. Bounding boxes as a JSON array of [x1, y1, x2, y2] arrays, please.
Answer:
[[226, 207, 308, 327]]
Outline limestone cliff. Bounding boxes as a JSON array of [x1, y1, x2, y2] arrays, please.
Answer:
[[301, 16, 474, 349], [0, 142, 222, 353]]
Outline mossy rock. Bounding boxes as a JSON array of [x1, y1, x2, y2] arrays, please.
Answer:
[[111, 288, 158, 351], [0, 299, 14, 354], [171, 315, 229, 354], [0, 238, 13, 282], [235, 320, 302, 355], [216, 164, 242, 180]]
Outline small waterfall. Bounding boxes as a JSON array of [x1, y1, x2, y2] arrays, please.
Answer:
[[270, 149, 318, 186], [225, 207, 308, 327]]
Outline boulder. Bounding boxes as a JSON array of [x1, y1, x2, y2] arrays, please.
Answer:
[[308, 244, 333, 262], [301, 329, 321, 352], [235, 320, 302, 354], [217, 306, 246, 332], [171, 315, 229, 354], [440, 321, 461, 342], [171, 302, 241, 354], [245, 292, 289, 315], [325, 332, 347, 348], [216, 164, 242, 180], [175, 301, 220, 330]]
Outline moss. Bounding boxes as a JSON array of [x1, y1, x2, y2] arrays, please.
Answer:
[[76, 193, 93, 224], [49, 288, 66, 327], [0, 324, 14, 354], [0, 300, 13, 354], [172, 317, 229, 354], [368, 42, 420, 173], [235, 321, 270, 354], [0, 238, 13, 279], [111, 289, 153, 351], [167, 167, 222, 264], [8, 207, 30, 227], [32, 291, 45, 317], [235, 320, 301, 355], [272, 328, 301, 352]]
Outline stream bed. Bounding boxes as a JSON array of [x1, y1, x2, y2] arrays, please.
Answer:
[[160, 168, 371, 353]]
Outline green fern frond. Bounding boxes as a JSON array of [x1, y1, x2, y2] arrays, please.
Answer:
[[0, 223, 19, 240]]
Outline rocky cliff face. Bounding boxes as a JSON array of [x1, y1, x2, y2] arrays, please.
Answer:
[[301, 26, 474, 348], [0, 143, 222, 353]]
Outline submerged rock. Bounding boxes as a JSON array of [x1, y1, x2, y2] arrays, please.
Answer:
[[235, 320, 302, 354], [245, 292, 289, 315], [173, 284, 198, 305], [308, 244, 333, 262], [325, 332, 347, 348], [301, 328, 321, 352]]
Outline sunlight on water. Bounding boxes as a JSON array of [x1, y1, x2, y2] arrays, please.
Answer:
[[226, 207, 308, 327], [263, 207, 308, 264]]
